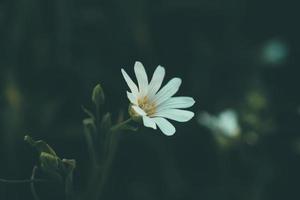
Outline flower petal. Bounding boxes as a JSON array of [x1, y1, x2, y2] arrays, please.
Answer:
[[134, 61, 148, 96], [127, 91, 138, 105], [156, 96, 195, 112], [153, 78, 182, 105], [142, 116, 157, 129], [154, 109, 194, 122], [148, 65, 165, 98], [152, 117, 176, 136], [132, 105, 147, 116], [121, 68, 139, 96]]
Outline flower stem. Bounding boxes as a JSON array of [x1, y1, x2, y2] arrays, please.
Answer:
[[83, 124, 97, 166], [110, 118, 133, 132], [84, 118, 133, 200], [0, 179, 46, 184], [30, 166, 41, 200]]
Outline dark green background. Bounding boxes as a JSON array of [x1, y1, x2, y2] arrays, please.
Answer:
[[0, 0, 299, 199]]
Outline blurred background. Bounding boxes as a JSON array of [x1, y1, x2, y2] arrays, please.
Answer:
[[0, 0, 300, 199]]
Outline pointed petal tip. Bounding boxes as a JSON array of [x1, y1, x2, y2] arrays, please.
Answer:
[[121, 68, 139, 96], [191, 97, 196, 106], [121, 68, 128, 77], [150, 124, 157, 130], [190, 112, 195, 119]]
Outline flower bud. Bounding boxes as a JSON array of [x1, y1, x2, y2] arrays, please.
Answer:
[[62, 159, 76, 173], [24, 135, 57, 157], [40, 152, 60, 171], [92, 84, 105, 108]]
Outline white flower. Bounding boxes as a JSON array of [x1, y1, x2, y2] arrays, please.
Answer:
[[198, 109, 240, 138], [121, 61, 195, 136], [261, 39, 288, 65]]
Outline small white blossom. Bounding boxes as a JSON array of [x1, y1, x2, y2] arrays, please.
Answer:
[[121, 61, 195, 136], [198, 109, 240, 138], [261, 39, 288, 65]]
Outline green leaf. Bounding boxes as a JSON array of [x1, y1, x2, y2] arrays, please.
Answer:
[[100, 112, 112, 132], [81, 106, 95, 120]]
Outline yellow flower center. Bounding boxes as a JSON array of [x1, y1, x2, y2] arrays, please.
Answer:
[[138, 96, 157, 116]]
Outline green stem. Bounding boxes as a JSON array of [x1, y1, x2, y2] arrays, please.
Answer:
[[84, 124, 97, 166], [65, 172, 74, 200], [0, 167, 47, 185], [0, 178, 46, 184], [85, 118, 132, 200], [30, 166, 41, 200], [110, 118, 132, 132]]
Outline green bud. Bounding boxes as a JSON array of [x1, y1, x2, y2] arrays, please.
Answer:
[[62, 159, 76, 174], [39, 152, 64, 182], [83, 118, 96, 128], [83, 118, 96, 138], [40, 152, 60, 171], [24, 135, 57, 157], [92, 84, 105, 107], [82, 106, 95, 120]]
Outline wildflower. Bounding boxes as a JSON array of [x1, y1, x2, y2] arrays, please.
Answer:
[[261, 38, 288, 65], [121, 61, 195, 136], [198, 109, 240, 138]]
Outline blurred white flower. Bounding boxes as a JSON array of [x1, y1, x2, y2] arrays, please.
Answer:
[[261, 39, 288, 65], [121, 61, 195, 136], [198, 109, 240, 138]]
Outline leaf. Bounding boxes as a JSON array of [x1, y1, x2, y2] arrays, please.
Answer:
[[82, 106, 95, 120], [100, 112, 112, 132]]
